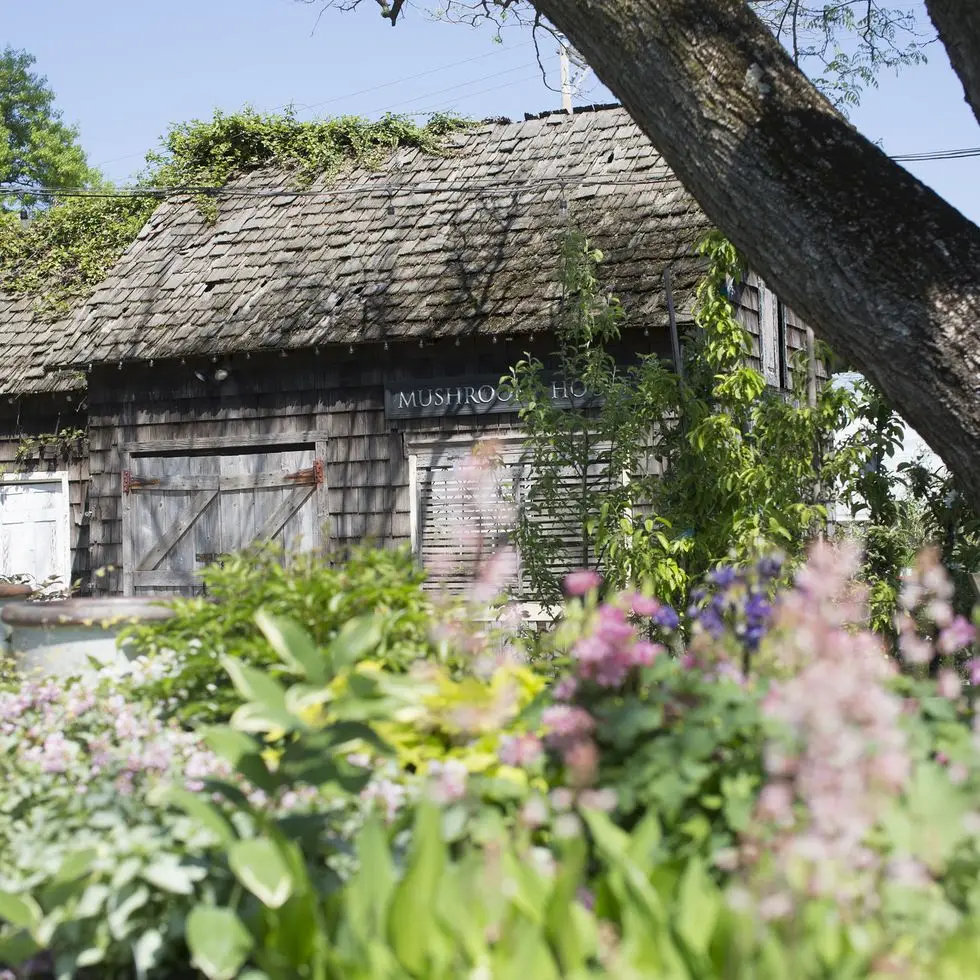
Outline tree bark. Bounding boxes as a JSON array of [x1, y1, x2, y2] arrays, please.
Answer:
[[531, 0, 980, 508], [927, 0, 980, 126]]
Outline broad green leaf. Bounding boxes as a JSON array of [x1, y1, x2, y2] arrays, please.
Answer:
[[221, 656, 291, 716], [346, 817, 396, 939], [161, 787, 238, 846], [52, 848, 96, 884], [229, 838, 295, 909], [230, 699, 299, 735], [255, 610, 327, 684], [329, 616, 382, 670], [141, 857, 205, 896], [675, 858, 719, 956], [186, 905, 254, 980], [388, 802, 446, 974], [132, 928, 164, 979], [0, 891, 41, 930], [107, 884, 150, 940], [0, 930, 40, 967]]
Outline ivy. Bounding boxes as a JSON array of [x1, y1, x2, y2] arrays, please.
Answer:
[[1, 109, 473, 318]]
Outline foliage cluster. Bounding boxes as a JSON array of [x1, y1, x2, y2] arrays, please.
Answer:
[[508, 231, 860, 610], [124, 543, 438, 726], [2, 531, 980, 977], [0, 47, 95, 208], [0, 108, 471, 317], [14, 428, 87, 465]]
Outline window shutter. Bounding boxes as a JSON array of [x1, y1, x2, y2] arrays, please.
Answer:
[[416, 451, 521, 593]]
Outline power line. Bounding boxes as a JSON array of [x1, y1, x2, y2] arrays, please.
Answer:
[[891, 146, 980, 161], [12, 141, 979, 205], [92, 41, 537, 170], [285, 40, 536, 116], [0, 172, 682, 203]]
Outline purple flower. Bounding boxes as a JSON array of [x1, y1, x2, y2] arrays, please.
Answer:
[[709, 566, 738, 588], [652, 605, 680, 631], [564, 570, 603, 597], [757, 555, 783, 581]]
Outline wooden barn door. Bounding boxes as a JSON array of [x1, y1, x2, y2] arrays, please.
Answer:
[[121, 446, 324, 595]]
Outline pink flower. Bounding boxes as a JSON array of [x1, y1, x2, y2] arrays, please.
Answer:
[[631, 593, 660, 619], [427, 759, 468, 805], [757, 782, 795, 827], [553, 676, 578, 701], [563, 739, 599, 788], [498, 733, 543, 768], [578, 788, 617, 812], [938, 668, 963, 700], [630, 641, 663, 667], [564, 570, 602, 597], [939, 615, 976, 655], [542, 705, 595, 747]]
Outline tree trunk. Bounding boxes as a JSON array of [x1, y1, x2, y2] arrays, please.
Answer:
[[927, 0, 980, 127], [532, 0, 980, 508]]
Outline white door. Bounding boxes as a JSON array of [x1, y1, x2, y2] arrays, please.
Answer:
[[0, 474, 72, 592]]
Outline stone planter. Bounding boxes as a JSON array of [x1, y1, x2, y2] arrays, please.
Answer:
[[1, 597, 178, 677], [0, 583, 34, 657]]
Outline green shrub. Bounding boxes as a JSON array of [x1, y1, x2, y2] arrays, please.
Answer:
[[125, 543, 437, 726]]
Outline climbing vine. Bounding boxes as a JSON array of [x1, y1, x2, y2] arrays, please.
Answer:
[[0, 109, 473, 318], [507, 230, 863, 609]]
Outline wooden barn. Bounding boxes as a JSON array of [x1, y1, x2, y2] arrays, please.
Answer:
[[39, 104, 816, 597], [0, 295, 89, 593]]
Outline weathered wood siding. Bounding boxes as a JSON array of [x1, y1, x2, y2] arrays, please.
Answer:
[[0, 394, 90, 590], [86, 331, 671, 595]]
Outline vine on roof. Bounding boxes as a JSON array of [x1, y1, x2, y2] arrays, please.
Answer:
[[0, 108, 473, 319]]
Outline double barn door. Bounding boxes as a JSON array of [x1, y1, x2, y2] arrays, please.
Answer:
[[122, 443, 324, 595]]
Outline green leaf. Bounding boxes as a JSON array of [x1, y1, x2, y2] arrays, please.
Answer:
[[345, 817, 396, 939], [229, 838, 295, 909], [186, 905, 255, 980], [142, 857, 205, 896], [388, 802, 446, 974], [0, 890, 41, 931], [0, 931, 40, 967], [675, 858, 719, 956], [107, 885, 150, 940], [132, 928, 164, 979], [221, 656, 291, 716], [329, 616, 382, 670], [161, 787, 238, 846], [255, 610, 327, 684]]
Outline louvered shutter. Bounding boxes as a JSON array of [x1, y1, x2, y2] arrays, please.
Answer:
[[415, 449, 521, 594]]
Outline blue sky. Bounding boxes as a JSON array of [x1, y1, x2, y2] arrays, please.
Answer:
[[3, 0, 978, 221]]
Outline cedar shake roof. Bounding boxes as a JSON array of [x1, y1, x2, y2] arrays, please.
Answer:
[[48, 105, 711, 372], [0, 295, 81, 397]]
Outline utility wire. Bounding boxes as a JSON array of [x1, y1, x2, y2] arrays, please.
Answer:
[[0, 172, 681, 202], [10, 143, 979, 204], [92, 41, 537, 170]]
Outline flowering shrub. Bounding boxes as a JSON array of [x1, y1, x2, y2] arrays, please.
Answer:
[[0, 672, 363, 978]]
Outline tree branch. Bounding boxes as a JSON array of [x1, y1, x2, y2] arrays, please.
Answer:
[[531, 0, 980, 508], [926, 0, 980, 125]]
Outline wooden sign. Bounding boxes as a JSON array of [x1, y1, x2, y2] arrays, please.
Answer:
[[384, 374, 598, 419]]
